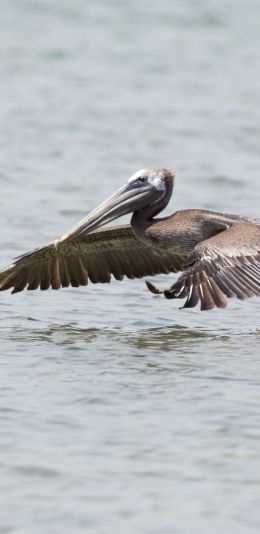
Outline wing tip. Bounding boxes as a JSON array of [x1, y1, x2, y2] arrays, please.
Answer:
[[146, 280, 164, 295]]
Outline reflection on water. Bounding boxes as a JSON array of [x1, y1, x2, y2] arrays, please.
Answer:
[[7, 323, 99, 345], [128, 325, 213, 352], [3, 321, 222, 348]]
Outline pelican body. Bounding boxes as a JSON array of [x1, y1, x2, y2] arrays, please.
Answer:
[[0, 168, 259, 311]]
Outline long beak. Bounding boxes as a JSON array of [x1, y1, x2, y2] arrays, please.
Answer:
[[59, 182, 157, 242]]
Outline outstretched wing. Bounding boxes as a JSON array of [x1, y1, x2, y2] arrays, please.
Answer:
[[163, 222, 260, 310], [0, 225, 185, 294]]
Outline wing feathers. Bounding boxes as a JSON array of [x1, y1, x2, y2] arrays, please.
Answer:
[[164, 222, 260, 310], [27, 267, 41, 291], [40, 262, 51, 291], [58, 256, 70, 288], [2, 219, 259, 311], [51, 258, 61, 290], [0, 225, 184, 294]]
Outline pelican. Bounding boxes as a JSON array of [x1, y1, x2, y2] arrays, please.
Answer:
[[0, 168, 259, 310]]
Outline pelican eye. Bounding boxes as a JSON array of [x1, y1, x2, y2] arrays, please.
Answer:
[[138, 176, 147, 183]]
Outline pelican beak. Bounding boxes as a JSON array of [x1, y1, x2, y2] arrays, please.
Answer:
[[60, 181, 158, 242]]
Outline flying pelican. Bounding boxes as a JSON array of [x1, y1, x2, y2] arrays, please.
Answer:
[[0, 168, 259, 310]]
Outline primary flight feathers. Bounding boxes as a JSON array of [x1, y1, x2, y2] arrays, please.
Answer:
[[0, 168, 259, 311]]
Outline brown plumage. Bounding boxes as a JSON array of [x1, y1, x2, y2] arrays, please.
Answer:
[[0, 226, 184, 292], [0, 168, 259, 311]]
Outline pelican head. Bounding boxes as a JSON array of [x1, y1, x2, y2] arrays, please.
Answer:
[[61, 168, 175, 242]]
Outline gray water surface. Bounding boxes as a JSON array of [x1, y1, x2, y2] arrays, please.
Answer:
[[0, 1, 260, 533]]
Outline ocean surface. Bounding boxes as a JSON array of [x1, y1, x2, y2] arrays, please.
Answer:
[[0, 0, 260, 532]]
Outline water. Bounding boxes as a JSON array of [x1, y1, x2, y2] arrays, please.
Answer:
[[0, 0, 260, 532]]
